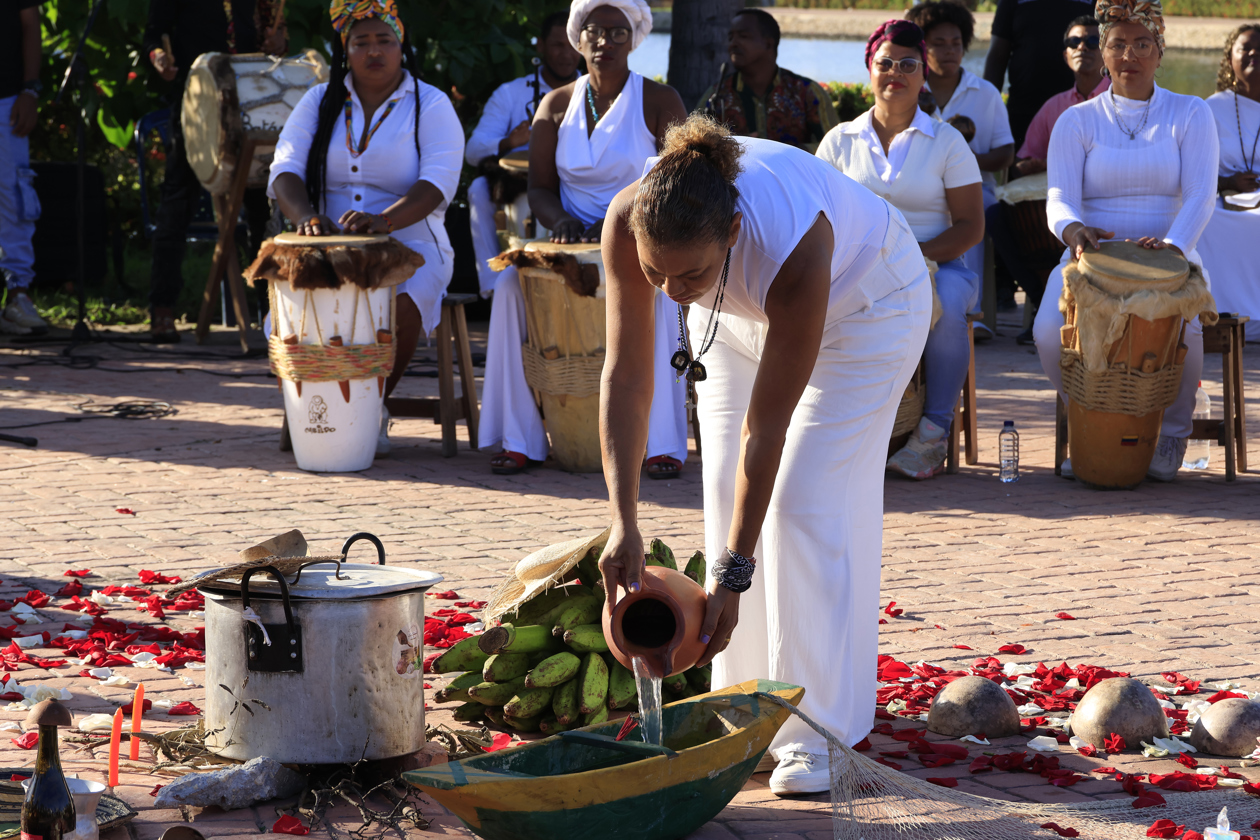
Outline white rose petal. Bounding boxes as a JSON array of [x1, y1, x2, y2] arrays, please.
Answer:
[[960, 735, 990, 745], [12, 603, 37, 615], [88, 668, 112, 681], [1141, 742, 1169, 757], [151, 698, 175, 712], [1196, 767, 1222, 776], [62, 630, 88, 640], [101, 675, 131, 687], [90, 592, 116, 607], [0, 722, 19, 731], [464, 621, 485, 633], [1016, 703, 1044, 717], [1218, 777, 1245, 787], [1152, 736, 1195, 754], [1214, 681, 1240, 691], [78, 713, 116, 733], [14, 635, 45, 649], [1027, 736, 1059, 752], [15, 613, 45, 625], [185, 662, 206, 671], [1063, 678, 1081, 690], [1069, 736, 1090, 750], [1156, 698, 1176, 710], [179, 676, 197, 687], [1043, 717, 1069, 729], [4, 702, 26, 711], [1013, 676, 1037, 689]]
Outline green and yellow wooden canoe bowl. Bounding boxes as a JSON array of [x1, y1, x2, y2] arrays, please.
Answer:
[[403, 678, 804, 840]]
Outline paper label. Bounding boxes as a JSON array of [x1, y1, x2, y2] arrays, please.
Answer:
[[392, 622, 421, 679]]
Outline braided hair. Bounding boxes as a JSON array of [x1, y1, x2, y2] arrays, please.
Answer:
[[304, 24, 423, 213]]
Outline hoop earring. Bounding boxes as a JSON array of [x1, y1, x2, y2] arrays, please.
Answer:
[[1102, 66, 1111, 78]]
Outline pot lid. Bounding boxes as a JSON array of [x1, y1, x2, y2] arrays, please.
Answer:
[[197, 563, 443, 600]]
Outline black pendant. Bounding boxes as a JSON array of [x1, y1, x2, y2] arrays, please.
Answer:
[[687, 360, 707, 383], [670, 350, 691, 373]]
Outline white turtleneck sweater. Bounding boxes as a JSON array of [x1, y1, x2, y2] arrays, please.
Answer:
[[1046, 84, 1219, 257]]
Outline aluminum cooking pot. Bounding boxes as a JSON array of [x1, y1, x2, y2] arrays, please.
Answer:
[[200, 532, 443, 764]]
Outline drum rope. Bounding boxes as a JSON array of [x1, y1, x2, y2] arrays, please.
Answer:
[[266, 280, 397, 384]]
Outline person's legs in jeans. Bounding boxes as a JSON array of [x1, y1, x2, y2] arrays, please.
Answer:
[[0, 94, 42, 332], [923, 259, 980, 430]]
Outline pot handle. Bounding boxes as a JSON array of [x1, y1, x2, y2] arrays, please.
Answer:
[[341, 532, 386, 565], [241, 565, 298, 636]]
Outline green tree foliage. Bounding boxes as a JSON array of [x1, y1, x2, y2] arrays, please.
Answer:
[[36, 0, 566, 153]]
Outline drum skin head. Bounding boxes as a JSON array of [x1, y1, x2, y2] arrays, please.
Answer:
[[1077, 240, 1189, 295], [499, 151, 530, 172], [273, 232, 391, 248], [523, 240, 601, 254]]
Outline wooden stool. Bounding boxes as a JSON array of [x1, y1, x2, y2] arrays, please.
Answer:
[[946, 312, 981, 474], [1187, 315, 1248, 481], [386, 293, 481, 458], [1055, 315, 1248, 481]]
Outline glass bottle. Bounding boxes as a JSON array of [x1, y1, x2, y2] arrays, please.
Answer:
[[21, 700, 75, 840]]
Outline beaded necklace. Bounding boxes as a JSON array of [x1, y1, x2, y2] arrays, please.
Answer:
[[670, 249, 731, 384], [344, 92, 399, 157]]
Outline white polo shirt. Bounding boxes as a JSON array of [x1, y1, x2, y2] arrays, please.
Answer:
[[465, 73, 558, 166], [936, 68, 1014, 198]]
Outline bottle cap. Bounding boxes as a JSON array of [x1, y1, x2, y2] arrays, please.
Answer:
[[24, 698, 73, 728], [1003, 420, 1014, 427]]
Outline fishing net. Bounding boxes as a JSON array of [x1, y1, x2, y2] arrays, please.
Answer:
[[755, 693, 1260, 840]]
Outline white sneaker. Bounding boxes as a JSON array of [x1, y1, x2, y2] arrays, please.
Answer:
[[886, 416, 948, 480], [375, 407, 391, 458], [3, 292, 48, 331], [1147, 435, 1187, 482], [1059, 458, 1074, 480], [0, 312, 31, 336], [768, 743, 830, 796]]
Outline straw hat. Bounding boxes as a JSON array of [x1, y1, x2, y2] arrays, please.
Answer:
[[168, 529, 323, 595], [484, 528, 610, 622]]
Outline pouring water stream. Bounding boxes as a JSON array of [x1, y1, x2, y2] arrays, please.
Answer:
[[631, 656, 663, 746]]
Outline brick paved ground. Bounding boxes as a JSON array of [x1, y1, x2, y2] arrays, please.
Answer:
[[2, 307, 1258, 840]]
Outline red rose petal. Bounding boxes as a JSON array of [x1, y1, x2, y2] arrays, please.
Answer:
[[485, 732, 513, 752], [1104, 733, 1126, 753], [272, 815, 309, 836], [874, 758, 903, 770], [1077, 744, 1098, 757], [1206, 690, 1249, 704], [997, 644, 1028, 654], [149, 784, 164, 796], [428, 590, 460, 600], [115, 508, 136, 515], [1183, 833, 1204, 840], [1042, 823, 1081, 838], [926, 777, 958, 788], [167, 701, 201, 716], [1133, 792, 1167, 809], [11, 732, 39, 749], [1055, 612, 1076, 620], [852, 737, 871, 752], [63, 569, 91, 577], [1175, 752, 1198, 769], [1145, 819, 1185, 838], [953, 644, 973, 650]]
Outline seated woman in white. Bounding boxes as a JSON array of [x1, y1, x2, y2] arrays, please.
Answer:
[[1199, 24, 1260, 321], [816, 20, 984, 480], [1031, 0, 1218, 482], [268, 3, 463, 456], [493, 0, 689, 479], [905, 1, 1014, 293]]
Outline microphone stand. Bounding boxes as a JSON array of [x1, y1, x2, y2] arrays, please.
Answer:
[[527, 56, 543, 119], [706, 61, 729, 123], [54, 0, 108, 352]]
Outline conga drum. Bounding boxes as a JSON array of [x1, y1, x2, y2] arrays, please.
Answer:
[[1059, 241, 1217, 489], [494, 241, 606, 472], [182, 51, 329, 195], [245, 232, 424, 472], [995, 172, 1064, 290]]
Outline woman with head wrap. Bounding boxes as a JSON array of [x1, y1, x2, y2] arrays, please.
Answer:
[[1031, 0, 1219, 482], [267, 0, 464, 455], [817, 20, 983, 480], [1196, 24, 1260, 323], [527, 0, 692, 479], [598, 116, 931, 796]]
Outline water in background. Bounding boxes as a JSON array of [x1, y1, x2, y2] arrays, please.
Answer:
[[631, 33, 1220, 101]]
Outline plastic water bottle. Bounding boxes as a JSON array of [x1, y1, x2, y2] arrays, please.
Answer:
[[1183, 382, 1211, 470], [999, 421, 1019, 483]]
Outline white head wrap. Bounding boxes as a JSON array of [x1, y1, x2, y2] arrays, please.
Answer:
[[566, 0, 653, 51]]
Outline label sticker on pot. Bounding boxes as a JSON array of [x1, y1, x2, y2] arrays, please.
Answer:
[[393, 623, 421, 678]]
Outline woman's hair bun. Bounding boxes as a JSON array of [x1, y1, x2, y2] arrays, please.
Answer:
[[661, 114, 743, 184]]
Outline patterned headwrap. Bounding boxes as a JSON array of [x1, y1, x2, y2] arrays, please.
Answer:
[[1095, 0, 1165, 54], [865, 19, 928, 69], [330, 0, 404, 44]]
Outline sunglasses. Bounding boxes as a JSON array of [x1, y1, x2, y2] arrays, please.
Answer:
[[1105, 40, 1156, 58], [581, 24, 631, 45], [873, 57, 925, 75], [1063, 35, 1100, 50]]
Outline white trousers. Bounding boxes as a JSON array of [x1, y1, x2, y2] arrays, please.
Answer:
[[478, 277, 690, 464], [694, 240, 932, 756], [1032, 250, 1205, 439], [468, 176, 516, 298]]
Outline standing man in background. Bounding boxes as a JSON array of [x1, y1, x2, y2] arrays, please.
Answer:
[[0, 0, 47, 336], [699, 8, 838, 152], [984, 0, 1094, 151], [144, 0, 286, 343]]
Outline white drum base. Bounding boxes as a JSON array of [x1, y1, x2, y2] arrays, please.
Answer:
[[283, 378, 382, 472]]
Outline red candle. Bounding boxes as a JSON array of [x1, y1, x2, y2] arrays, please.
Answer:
[[129, 683, 144, 761], [108, 707, 123, 787]]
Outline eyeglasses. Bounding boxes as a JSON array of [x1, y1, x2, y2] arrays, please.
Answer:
[[1105, 40, 1156, 58], [872, 57, 925, 75], [1063, 35, 1100, 50], [581, 25, 631, 45]]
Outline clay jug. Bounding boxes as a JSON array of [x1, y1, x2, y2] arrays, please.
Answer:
[[603, 565, 708, 678]]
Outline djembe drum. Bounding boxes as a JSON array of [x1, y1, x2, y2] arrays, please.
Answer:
[[182, 51, 328, 194], [995, 172, 1064, 295], [491, 241, 606, 472], [245, 233, 424, 472], [1059, 241, 1217, 489]]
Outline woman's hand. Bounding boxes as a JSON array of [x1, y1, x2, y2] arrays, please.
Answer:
[[599, 521, 645, 612], [298, 214, 340, 236], [582, 218, 605, 243], [1221, 171, 1259, 194], [339, 210, 390, 234], [695, 580, 740, 669], [1131, 236, 1183, 257], [1063, 223, 1115, 259], [550, 216, 586, 244], [150, 48, 178, 82]]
